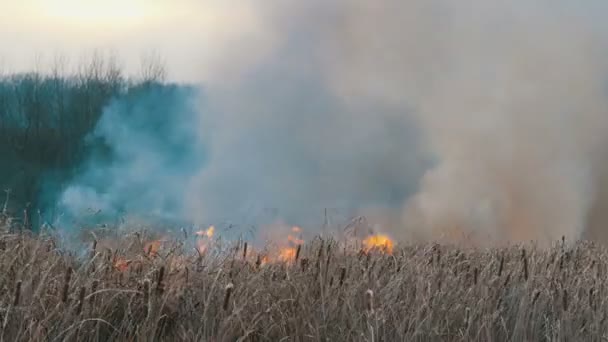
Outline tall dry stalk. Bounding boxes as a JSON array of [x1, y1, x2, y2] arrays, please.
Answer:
[[0, 225, 606, 341]]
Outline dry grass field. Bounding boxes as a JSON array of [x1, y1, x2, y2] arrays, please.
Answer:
[[0, 216, 606, 342]]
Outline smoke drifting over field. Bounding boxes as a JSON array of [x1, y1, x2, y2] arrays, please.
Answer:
[[57, 84, 203, 224], [57, 1, 608, 243]]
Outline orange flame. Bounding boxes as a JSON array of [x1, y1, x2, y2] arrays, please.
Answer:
[[114, 258, 130, 272], [287, 235, 304, 245], [276, 226, 303, 262], [144, 240, 161, 257], [287, 226, 304, 245], [363, 234, 394, 254], [278, 247, 297, 262], [197, 240, 208, 254], [195, 225, 215, 253], [195, 225, 215, 238], [261, 255, 270, 265]]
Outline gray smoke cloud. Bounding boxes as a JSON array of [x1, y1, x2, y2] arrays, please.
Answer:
[[57, 0, 608, 244], [57, 84, 205, 229], [311, 0, 608, 243]]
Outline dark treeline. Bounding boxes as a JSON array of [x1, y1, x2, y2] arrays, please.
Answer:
[[0, 54, 169, 228]]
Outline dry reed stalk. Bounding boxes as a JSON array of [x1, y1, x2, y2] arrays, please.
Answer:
[[13, 280, 21, 306], [255, 255, 262, 270], [47, 238, 55, 252], [503, 273, 511, 287], [223, 283, 234, 311], [368, 260, 377, 280], [76, 286, 86, 315], [228, 258, 235, 279], [22, 207, 28, 231], [295, 244, 301, 263], [315, 240, 324, 279], [473, 267, 478, 286], [62, 267, 73, 303], [89, 280, 98, 308], [498, 253, 505, 277], [104, 249, 112, 276], [436, 245, 441, 264], [365, 289, 374, 313], [546, 251, 556, 270], [202, 268, 223, 322], [8, 264, 15, 283], [573, 247, 581, 270], [532, 290, 541, 305], [156, 266, 165, 295], [301, 258, 309, 272], [358, 249, 366, 261], [6, 229, 608, 340], [436, 269, 443, 292], [143, 279, 151, 320], [324, 247, 332, 282], [521, 249, 529, 281], [90, 239, 97, 259]]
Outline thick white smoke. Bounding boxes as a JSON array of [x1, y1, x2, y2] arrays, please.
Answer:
[[55, 1, 608, 245], [187, 1, 608, 243]]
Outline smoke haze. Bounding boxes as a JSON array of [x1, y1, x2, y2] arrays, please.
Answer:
[[56, 1, 608, 244]]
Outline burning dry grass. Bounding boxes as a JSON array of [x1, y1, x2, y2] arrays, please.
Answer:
[[0, 220, 606, 341]]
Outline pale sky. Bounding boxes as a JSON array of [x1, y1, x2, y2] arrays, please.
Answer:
[[0, 1, 268, 82]]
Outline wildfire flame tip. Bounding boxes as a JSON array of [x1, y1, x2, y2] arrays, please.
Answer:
[[362, 234, 394, 254]]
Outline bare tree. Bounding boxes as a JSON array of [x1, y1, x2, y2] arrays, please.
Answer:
[[139, 49, 167, 83]]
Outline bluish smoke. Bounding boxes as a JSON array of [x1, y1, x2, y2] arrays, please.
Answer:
[[49, 0, 608, 246], [55, 83, 206, 228], [56, 0, 608, 246], [51, 55, 427, 236], [48, 1, 434, 238], [181, 18, 429, 231]]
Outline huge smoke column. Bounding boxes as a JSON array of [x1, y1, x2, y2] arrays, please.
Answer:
[[314, 1, 608, 243], [54, 2, 429, 236], [180, 2, 434, 230], [189, 0, 608, 243], [56, 0, 608, 244]]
